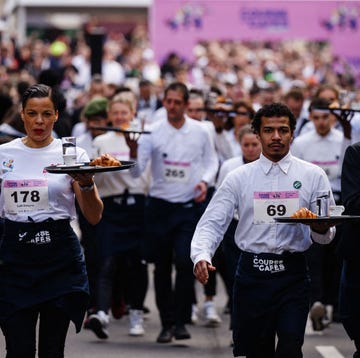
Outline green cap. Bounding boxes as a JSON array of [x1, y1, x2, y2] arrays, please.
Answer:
[[83, 97, 108, 118]]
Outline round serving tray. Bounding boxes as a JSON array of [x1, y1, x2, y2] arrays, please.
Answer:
[[45, 160, 136, 174], [274, 215, 360, 225]]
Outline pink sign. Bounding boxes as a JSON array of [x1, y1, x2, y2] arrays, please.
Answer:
[[150, 1, 360, 69]]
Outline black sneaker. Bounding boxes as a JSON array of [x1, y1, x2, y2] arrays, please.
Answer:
[[87, 314, 109, 339], [174, 325, 191, 340], [83, 307, 96, 329], [156, 327, 174, 343]]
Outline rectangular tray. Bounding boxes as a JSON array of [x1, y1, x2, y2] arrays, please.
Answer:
[[89, 126, 151, 135], [45, 160, 136, 174], [274, 216, 360, 225]]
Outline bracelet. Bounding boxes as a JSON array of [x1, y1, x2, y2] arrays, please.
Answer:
[[79, 183, 95, 192]]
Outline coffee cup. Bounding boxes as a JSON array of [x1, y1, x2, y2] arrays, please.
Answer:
[[329, 205, 345, 217]]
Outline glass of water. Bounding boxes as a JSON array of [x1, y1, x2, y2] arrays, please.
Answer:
[[62, 137, 77, 166], [315, 191, 330, 217]]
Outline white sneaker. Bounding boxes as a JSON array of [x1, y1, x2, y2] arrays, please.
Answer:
[[310, 301, 326, 331], [88, 310, 109, 339], [191, 304, 199, 324], [322, 304, 333, 327], [204, 301, 221, 327], [129, 309, 145, 336]]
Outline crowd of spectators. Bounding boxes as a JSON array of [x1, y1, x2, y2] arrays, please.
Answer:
[[0, 25, 359, 133]]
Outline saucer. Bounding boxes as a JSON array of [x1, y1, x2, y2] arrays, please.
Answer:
[[56, 163, 84, 168]]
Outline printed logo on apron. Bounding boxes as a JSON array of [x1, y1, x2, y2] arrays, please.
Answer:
[[18, 230, 51, 245], [253, 255, 286, 273]]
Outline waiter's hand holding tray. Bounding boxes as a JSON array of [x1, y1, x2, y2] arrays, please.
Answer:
[[274, 216, 360, 225], [275, 207, 360, 226]]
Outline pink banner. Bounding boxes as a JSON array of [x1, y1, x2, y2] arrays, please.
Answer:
[[150, 1, 360, 69]]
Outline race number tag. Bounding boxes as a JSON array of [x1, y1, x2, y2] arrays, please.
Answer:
[[312, 160, 339, 181], [163, 160, 190, 183], [3, 179, 50, 214], [253, 191, 299, 224]]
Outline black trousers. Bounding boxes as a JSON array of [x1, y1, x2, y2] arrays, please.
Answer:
[[145, 197, 199, 328], [1, 301, 70, 358], [96, 249, 147, 312], [339, 259, 360, 341], [232, 251, 310, 358]]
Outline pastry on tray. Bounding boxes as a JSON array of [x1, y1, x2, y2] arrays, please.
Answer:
[[290, 207, 318, 219], [89, 153, 121, 167]]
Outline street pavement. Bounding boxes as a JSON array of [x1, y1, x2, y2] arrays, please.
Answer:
[[0, 264, 356, 357]]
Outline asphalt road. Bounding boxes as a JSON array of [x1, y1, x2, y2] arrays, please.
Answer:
[[0, 266, 356, 357]]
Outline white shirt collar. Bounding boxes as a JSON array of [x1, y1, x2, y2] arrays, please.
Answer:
[[259, 151, 292, 175]]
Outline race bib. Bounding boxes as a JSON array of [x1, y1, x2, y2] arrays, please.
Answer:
[[163, 160, 190, 183], [3, 179, 50, 214], [312, 160, 339, 181], [253, 191, 299, 224]]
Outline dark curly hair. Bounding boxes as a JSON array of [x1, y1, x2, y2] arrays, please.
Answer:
[[251, 103, 296, 134]]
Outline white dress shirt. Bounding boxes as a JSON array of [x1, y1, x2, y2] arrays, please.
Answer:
[[291, 128, 343, 193], [191, 152, 336, 265], [131, 116, 218, 203]]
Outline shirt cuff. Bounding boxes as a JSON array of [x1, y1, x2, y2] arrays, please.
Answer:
[[311, 226, 336, 244]]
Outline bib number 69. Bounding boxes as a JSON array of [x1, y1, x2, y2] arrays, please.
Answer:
[[267, 204, 286, 216]]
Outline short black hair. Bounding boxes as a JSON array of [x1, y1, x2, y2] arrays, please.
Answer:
[[164, 82, 189, 102], [308, 97, 331, 112], [139, 79, 152, 87], [21, 84, 58, 111], [252, 103, 296, 134]]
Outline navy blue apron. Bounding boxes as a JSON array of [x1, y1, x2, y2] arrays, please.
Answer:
[[96, 193, 145, 259], [0, 218, 89, 332]]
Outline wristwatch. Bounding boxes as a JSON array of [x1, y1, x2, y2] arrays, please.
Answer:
[[79, 183, 95, 192]]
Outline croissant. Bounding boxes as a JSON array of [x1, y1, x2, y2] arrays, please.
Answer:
[[90, 153, 121, 167], [290, 207, 318, 219]]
